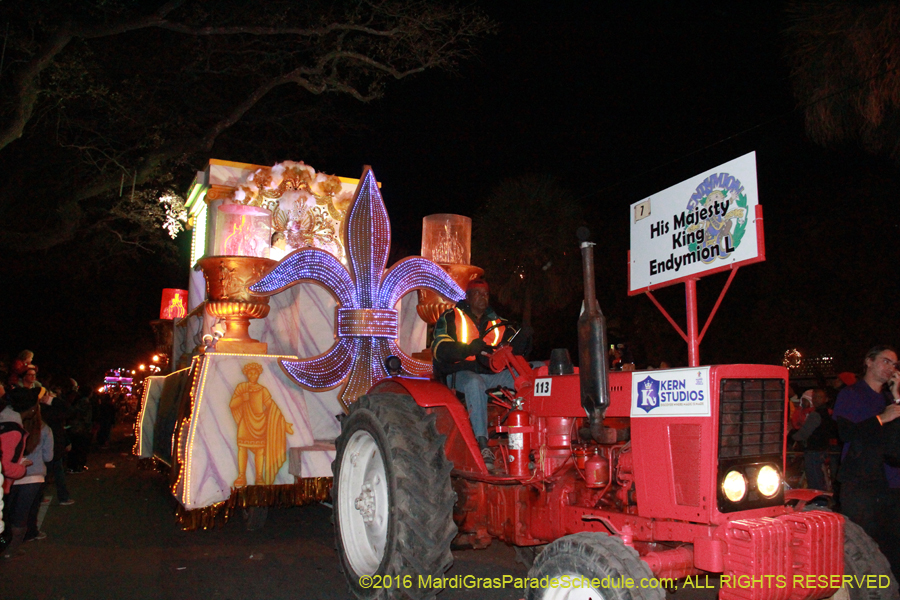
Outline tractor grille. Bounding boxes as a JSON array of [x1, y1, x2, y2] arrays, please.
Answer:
[[718, 511, 843, 600], [719, 379, 784, 459]]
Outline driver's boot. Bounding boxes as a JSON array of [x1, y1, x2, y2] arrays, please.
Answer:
[[477, 436, 495, 472]]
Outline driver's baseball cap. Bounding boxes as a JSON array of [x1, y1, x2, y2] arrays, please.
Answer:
[[467, 279, 489, 293]]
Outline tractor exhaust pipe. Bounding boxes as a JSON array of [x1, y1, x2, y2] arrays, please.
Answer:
[[576, 227, 611, 443]]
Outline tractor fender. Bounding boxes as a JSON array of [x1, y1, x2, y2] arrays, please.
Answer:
[[369, 377, 490, 475], [784, 487, 833, 511]]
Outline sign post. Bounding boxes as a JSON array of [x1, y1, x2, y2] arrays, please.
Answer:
[[628, 152, 765, 366]]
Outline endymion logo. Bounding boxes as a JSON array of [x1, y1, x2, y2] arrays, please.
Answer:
[[684, 172, 749, 264]]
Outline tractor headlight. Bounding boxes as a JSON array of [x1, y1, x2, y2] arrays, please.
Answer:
[[722, 470, 747, 502], [756, 465, 781, 497]]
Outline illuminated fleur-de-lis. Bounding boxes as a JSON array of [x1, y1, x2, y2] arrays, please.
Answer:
[[251, 167, 464, 409]]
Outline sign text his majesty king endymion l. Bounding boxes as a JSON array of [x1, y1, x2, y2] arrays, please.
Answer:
[[628, 152, 761, 294]]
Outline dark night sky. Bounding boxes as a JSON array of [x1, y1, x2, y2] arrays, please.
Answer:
[[5, 1, 899, 387], [331, 1, 900, 372]]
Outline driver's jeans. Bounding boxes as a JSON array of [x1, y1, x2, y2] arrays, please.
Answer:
[[449, 370, 515, 439]]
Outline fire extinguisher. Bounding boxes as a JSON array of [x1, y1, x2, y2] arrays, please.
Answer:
[[506, 399, 531, 477], [584, 448, 610, 488]]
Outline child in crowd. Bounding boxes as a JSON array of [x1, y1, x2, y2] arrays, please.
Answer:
[[2, 386, 52, 559]]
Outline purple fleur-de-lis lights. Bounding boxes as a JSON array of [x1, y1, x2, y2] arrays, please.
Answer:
[[251, 167, 464, 408]]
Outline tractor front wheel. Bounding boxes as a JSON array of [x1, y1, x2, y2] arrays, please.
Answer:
[[333, 393, 457, 599], [525, 532, 664, 600], [838, 517, 898, 600]]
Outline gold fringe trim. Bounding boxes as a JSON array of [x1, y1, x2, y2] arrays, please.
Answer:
[[174, 478, 332, 531]]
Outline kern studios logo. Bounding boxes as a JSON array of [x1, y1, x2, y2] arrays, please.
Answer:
[[637, 376, 660, 413]]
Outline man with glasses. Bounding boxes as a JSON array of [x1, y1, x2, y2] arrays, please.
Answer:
[[833, 345, 900, 576]]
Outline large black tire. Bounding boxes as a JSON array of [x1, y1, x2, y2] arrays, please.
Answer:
[[515, 544, 546, 569], [525, 532, 664, 600], [333, 393, 457, 600], [840, 517, 899, 600]]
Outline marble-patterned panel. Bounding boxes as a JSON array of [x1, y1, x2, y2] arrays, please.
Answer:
[[180, 353, 331, 509], [187, 267, 206, 313], [172, 267, 428, 511], [252, 282, 337, 357], [205, 282, 426, 371], [300, 387, 342, 441], [136, 376, 166, 458], [397, 290, 428, 357], [299, 449, 336, 479], [172, 269, 215, 369]]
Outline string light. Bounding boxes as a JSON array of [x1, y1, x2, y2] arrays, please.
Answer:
[[337, 309, 398, 337], [250, 248, 357, 305], [132, 376, 154, 456], [172, 357, 202, 503], [251, 168, 465, 408]]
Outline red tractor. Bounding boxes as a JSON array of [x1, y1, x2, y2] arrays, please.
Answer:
[[332, 231, 896, 600]]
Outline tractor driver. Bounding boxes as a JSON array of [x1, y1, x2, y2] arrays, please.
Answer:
[[432, 279, 528, 471]]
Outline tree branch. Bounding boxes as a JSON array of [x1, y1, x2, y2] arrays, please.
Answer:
[[0, 0, 188, 151], [0, 26, 73, 150], [0, 0, 494, 254]]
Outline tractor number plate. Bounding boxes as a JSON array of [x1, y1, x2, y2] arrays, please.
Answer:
[[534, 379, 552, 396]]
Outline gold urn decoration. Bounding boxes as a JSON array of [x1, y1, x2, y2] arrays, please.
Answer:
[[198, 256, 276, 354], [414, 214, 483, 360]]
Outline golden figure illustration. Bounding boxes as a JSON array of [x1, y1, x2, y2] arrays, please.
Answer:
[[230, 362, 294, 487]]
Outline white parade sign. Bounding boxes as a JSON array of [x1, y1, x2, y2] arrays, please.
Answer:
[[629, 152, 762, 294]]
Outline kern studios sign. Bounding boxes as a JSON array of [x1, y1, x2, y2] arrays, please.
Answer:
[[629, 152, 762, 294], [631, 367, 711, 418]]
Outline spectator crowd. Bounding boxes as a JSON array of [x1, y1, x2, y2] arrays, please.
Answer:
[[0, 349, 118, 560], [3, 341, 900, 580]]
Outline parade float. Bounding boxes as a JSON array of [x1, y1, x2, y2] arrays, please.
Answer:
[[135, 159, 477, 528]]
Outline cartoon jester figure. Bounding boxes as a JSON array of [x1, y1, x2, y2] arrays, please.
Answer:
[[701, 190, 734, 261], [230, 362, 294, 487]]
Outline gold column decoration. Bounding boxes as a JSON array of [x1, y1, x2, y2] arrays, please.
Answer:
[[198, 256, 276, 354]]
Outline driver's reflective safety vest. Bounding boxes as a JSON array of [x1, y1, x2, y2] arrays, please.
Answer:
[[453, 308, 505, 360]]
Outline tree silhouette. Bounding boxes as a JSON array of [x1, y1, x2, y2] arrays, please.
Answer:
[[471, 174, 582, 332], [0, 0, 494, 254], [785, 1, 900, 163]]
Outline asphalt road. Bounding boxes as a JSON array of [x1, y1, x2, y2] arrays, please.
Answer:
[[1, 422, 717, 600]]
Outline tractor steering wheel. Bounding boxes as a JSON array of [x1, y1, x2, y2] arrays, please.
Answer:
[[487, 345, 515, 373], [477, 320, 519, 371], [485, 320, 520, 349]]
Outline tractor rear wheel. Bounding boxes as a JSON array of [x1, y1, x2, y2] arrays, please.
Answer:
[[525, 532, 664, 600], [333, 393, 457, 600]]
